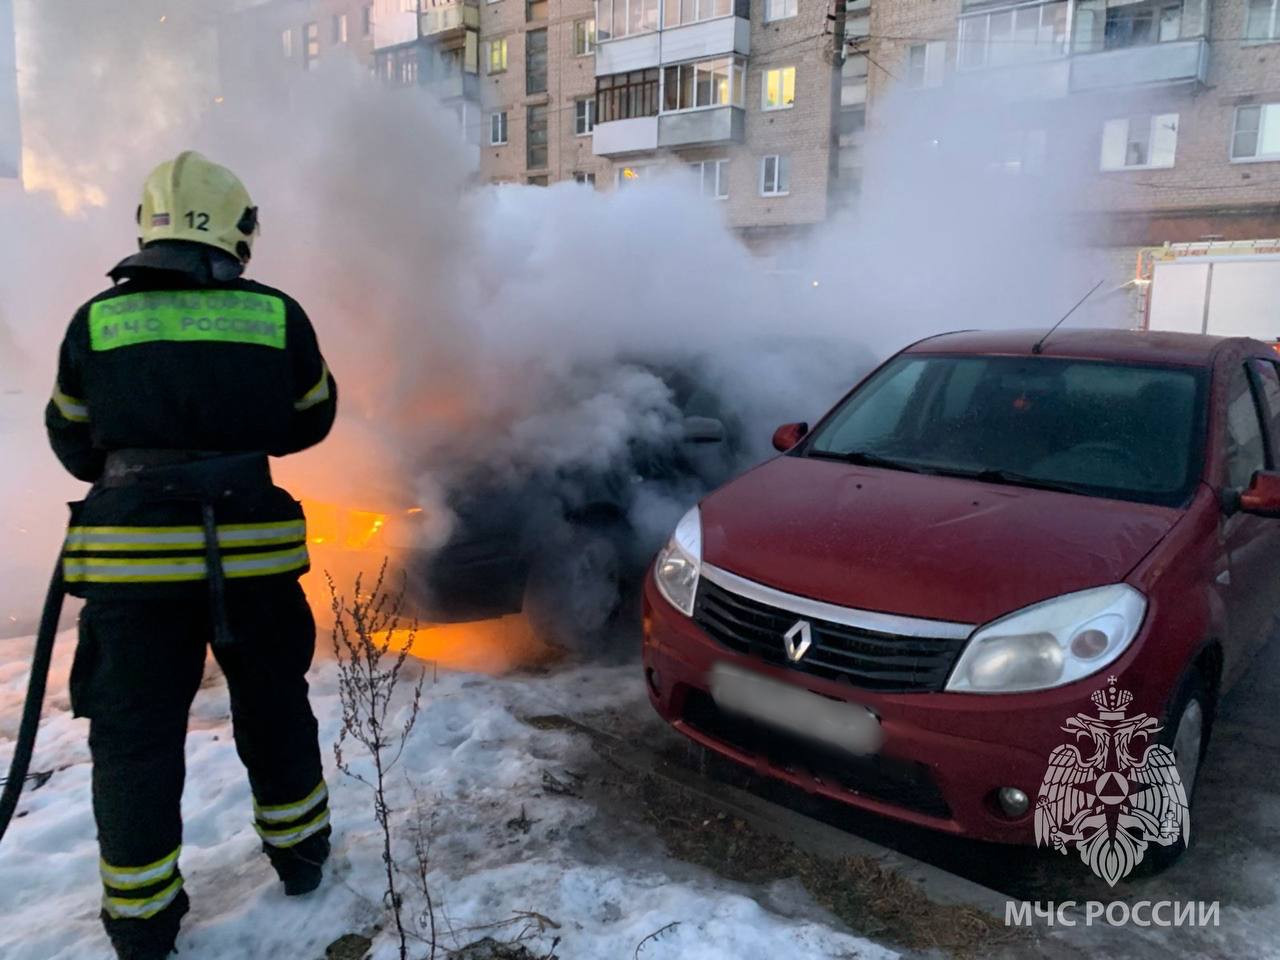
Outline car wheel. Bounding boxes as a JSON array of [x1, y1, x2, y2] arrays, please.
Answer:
[[1143, 666, 1213, 874], [523, 525, 624, 655]]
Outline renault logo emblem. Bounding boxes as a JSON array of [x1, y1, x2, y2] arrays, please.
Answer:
[[783, 620, 812, 662]]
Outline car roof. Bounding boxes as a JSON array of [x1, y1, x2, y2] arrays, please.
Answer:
[[902, 328, 1261, 366]]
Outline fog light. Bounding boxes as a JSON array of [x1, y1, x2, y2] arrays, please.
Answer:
[[997, 787, 1030, 817], [646, 667, 661, 695]]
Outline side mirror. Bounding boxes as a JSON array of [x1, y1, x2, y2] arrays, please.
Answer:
[[1239, 471, 1280, 517], [682, 416, 726, 444], [772, 421, 809, 453]]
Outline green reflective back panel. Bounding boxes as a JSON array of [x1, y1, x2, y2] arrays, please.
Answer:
[[89, 290, 287, 351]]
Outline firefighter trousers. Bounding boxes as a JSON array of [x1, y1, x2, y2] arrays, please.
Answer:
[[70, 580, 331, 958]]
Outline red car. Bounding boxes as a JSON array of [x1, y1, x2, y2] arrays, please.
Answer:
[[643, 329, 1280, 854]]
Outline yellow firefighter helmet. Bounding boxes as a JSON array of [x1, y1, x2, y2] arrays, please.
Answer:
[[137, 151, 259, 263]]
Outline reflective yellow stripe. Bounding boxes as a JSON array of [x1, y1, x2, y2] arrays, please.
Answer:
[[89, 291, 286, 352], [294, 363, 331, 411], [254, 781, 328, 824], [66, 521, 306, 553], [255, 808, 331, 848], [102, 877, 184, 920], [100, 847, 181, 890], [51, 386, 89, 423], [64, 545, 309, 584]]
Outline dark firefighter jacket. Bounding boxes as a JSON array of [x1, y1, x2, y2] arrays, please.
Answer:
[[45, 242, 338, 599]]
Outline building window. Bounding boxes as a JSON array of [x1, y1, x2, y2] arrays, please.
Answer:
[[574, 18, 597, 55], [333, 13, 348, 43], [1100, 113, 1178, 170], [662, 57, 746, 112], [617, 164, 654, 187], [906, 40, 945, 88], [760, 154, 789, 195], [528, 104, 549, 168], [575, 98, 596, 134], [303, 21, 320, 70], [958, 1, 1068, 70], [528, 175, 550, 185], [527, 0, 548, 20], [595, 0, 660, 41], [762, 66, 795, 110], [574, 171, 597, 185], [526, 29, 548, 93], [282, 27, 294, 57], [490, 111, 509, 145], [488, 38, 508, 73], [764, 0, 796, 21], [690, 158, 729, 198], [363, 4, 373, 36], [1232, 104, 1280, 161], [662, 0, 731, 28], [1247, 0, 1280, 40], [595, 69, 660, 122], [1101, 1, 1183, 49]]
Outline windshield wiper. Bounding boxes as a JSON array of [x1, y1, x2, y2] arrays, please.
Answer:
[[947, 468, 1094, 497], [807, 449, 933, 475]]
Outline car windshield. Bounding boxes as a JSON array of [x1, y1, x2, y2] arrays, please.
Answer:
[[802, 353, 1207, 506]]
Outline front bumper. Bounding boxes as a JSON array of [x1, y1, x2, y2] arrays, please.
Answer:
[[642, 571, 1148, 845]]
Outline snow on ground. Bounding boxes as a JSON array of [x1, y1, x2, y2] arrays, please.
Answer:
[[0, 628, 896, 960]]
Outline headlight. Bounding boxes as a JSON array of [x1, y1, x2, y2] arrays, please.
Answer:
[[945, 584, 1147, 693], [654, 506, 702, 616]]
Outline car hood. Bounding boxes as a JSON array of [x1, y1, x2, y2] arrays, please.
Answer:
[[699, 456, 1182, 626]]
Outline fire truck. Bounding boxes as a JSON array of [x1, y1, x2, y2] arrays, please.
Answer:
[[1138, 239, 1280, 346]]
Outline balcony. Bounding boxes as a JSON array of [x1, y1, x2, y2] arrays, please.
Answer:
[[419, 1, 478, 49], [659, 16, 749, 65], [657, 105, 743, 149], [592, 116, 659, 156], [596, 32, 661, 75], [1069, 37, 1208, 92]]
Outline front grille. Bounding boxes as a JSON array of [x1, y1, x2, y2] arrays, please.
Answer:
[[681, 689, 951, 819], [693, 577, 966, 693]]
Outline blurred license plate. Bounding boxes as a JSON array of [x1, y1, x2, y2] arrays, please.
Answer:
[[709, 662, 883, 756]]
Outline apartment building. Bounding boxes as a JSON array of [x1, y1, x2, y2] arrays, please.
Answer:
[[586, 0, 848, 243], [477, 0, 608, 185], [863, 0, 1280, 298]]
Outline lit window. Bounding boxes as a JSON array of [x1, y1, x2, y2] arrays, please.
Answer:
[[1100, 113, 1178, 171], [575, 98, 596, 134], [1232, 104, 1280, 161], [760, 154, 789, 196], [488, 38, 508, 73], [574, 18, 597, 55], [490, 111, 509, 145], [662, 57, 745, 111], [762, 66, 795, 110], [763, 0, 796, 23], [303, 22, 320, 70]]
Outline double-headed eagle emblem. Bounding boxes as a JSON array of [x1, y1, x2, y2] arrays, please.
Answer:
[[1035, 678, 1189, 886]]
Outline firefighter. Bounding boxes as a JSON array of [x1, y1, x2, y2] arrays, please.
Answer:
[[45, 151, 338, 960]]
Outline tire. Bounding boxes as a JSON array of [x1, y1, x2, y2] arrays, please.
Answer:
[[522, 524, 625, 656], [1142, 666, 1214, 874]]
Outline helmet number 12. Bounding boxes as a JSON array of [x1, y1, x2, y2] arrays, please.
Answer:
[[185, 211, 211, 232]]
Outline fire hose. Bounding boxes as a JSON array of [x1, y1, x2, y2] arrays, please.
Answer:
[[0, 556, 67, 845]]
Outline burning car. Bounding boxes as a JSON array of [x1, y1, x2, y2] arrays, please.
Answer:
[[643, 328, 1280, 864]]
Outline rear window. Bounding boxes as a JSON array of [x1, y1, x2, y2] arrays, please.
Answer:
[[803, 354, 1207, 507]]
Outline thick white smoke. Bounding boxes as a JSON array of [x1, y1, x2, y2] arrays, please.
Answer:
[[0, 0, 1130, 633]]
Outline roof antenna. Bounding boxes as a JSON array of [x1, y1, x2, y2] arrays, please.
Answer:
[[1032, 278, 1106, 355]]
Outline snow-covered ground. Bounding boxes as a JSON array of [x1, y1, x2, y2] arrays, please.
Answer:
[[0, 628, 896, 960]]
